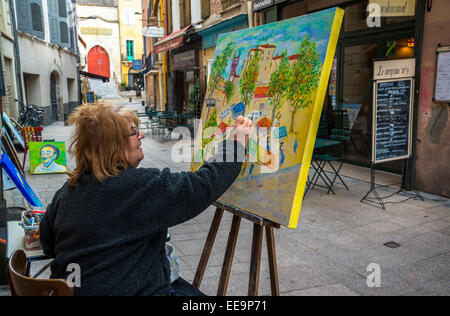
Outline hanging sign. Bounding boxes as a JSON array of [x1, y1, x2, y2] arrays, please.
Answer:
[[142, 26, 165, 38]]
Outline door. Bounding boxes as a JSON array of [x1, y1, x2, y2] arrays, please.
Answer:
[[87, 46, 110, 78], [336, 33, 415, 173], [50, 73, 57, 122]]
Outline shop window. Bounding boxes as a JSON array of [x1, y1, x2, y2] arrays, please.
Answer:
[[262, 6, 278, 25], [127, 40, 135, 61], [343, 0, 417, 33]]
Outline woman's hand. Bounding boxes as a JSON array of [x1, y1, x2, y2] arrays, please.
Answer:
[[232, 116, 254, 147]]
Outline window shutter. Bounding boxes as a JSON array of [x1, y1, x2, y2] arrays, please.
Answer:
[[201, 0, 210, 20], [16, 0, 30, 30], [30, 3, 43, 32], [47, 0, 59, 43], [60, 21, 68, 43], [58, 0, 67, 17], [179, 0, 185, 28]]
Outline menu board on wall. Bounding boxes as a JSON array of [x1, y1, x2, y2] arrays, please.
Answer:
[[372, 78, 414, 163], [434, 45, 450, 103]]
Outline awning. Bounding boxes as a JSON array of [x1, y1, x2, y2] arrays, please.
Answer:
[[154, 25, 193, 54], [79, 70, 109, 82]]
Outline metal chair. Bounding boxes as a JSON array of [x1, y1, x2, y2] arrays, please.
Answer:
[[6, 249, 73, 296]]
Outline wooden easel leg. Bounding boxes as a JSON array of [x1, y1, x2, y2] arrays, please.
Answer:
[[265, 226, 280, 296], [217, 214, 241, 296], [248, 224, 263, 296], [193, 207, 224, 289]]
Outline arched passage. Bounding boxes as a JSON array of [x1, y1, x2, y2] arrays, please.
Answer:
[[87, 46, 110, 78]]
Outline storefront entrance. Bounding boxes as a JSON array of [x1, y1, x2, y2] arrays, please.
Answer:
[[334, 32, 415, 174]]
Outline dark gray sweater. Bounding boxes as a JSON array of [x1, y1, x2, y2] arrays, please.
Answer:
[[40, 140, 244, 296]]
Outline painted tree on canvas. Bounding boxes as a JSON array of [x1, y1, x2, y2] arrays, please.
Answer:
[[268, 51, 290, 123], [224, 81, 235, 105], [239, 50, 260, 107], [287, 36, 321, 133], [206, 42, 235, 121]]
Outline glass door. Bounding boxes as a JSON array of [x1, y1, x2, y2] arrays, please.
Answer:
[[336, 33, 415, 173]]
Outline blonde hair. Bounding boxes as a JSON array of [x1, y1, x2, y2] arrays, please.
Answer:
[[67, 101, 139, 186]]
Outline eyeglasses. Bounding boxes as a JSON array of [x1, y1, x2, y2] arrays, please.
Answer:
[[129, 127, 142, 138]]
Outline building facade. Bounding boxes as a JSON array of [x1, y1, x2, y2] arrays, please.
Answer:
[[141, 0, 449, 197], [76, 0, 121, 84], [0, 0, 20, 119], [118, 0, 144, 88], [14, 0, 79, 125]]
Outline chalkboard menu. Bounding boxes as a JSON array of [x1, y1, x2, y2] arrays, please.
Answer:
[[372, 78, 413, 163], [86, 91, 95, 103]]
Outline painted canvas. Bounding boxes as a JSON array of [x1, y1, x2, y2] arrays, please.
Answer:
[[29, 141, 68, 175], [191, 8, 344, 228]]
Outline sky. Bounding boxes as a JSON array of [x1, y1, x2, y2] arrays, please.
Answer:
[[214, 7, 338, 79]]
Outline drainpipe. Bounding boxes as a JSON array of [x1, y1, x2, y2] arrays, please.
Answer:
[[9, 0, 25, 112]]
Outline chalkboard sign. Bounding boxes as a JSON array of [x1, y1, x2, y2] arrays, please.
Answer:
[[372, 78, 413, 163], [86, 91, 95, 103]]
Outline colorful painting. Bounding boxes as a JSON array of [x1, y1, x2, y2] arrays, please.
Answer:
[[29, 141, 68, 175], [191, 8, 344, 229]]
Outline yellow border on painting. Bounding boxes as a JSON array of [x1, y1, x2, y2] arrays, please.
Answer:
[[287, 8, 345, 229]]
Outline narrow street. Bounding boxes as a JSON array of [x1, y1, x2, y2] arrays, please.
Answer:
[[1, 99, 448, 296]]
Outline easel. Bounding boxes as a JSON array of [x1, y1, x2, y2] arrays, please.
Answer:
[[193, 201, 280, 296], [361, 161, 424, 210], [360, 163, 386, 210]]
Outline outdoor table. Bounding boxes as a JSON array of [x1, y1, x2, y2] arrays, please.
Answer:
[[6, 221, 49, 276], [305, 138, 341, 196]]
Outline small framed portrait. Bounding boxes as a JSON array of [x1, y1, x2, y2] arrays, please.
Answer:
[[29, 141, 68, 175]]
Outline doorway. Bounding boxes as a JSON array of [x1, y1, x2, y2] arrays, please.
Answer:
[[336, 32, 415, 174], [87, 46, 110, 78], [50, 73, 58, 122]]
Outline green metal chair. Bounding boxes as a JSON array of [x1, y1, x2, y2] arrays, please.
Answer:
[[312, 128, 351, 194]]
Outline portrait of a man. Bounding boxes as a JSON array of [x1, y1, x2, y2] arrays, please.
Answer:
[[29, 142, 68, 174]]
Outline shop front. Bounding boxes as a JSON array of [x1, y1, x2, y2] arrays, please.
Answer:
[[169, 31, 202, 116], [253, 0, 424, 190]]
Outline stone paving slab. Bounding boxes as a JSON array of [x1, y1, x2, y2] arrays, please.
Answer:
[[2, 109, 449, 296]]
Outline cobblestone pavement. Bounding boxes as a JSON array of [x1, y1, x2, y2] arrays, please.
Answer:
[[1, 100, 449, 296]]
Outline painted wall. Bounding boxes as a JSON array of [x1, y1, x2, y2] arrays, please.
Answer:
[[415, 0, 450, 197]]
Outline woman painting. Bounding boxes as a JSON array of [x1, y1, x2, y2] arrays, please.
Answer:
[[40, 101, 253, 296]]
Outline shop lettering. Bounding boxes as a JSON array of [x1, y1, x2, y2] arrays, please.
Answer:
[[376, 65, 410, 78], [253, 0, 273, 11]]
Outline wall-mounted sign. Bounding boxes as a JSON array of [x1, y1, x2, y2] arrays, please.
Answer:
[[252, 0, 288, 12], [433, 45, 450, 103], [173, 50, 197, 71], [132, 60, 143, 70], [369, 0, 415, 17], [142, 26, 165, 38], [373, 58, 415, 80], [80, 27, 112, 36]]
